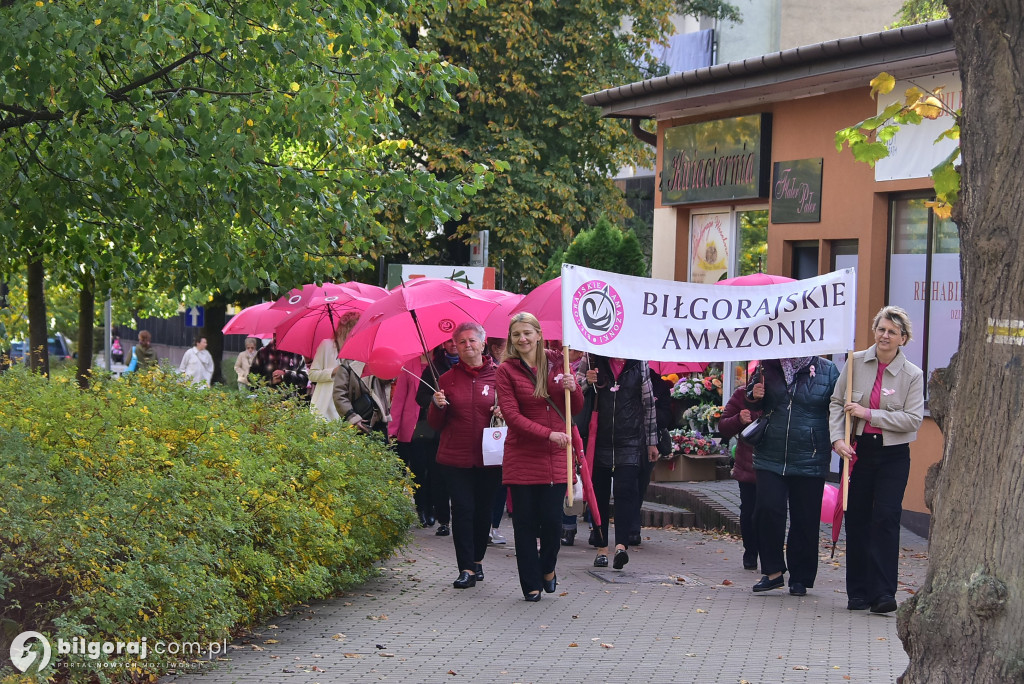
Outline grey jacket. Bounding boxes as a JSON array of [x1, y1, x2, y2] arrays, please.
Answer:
[[333, 360, 392, 429], [828, 345, 924, 446]]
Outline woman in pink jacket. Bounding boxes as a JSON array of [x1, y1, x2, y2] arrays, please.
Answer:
[[495, 312, 582, 601]]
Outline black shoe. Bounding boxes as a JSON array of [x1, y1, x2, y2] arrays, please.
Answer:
[[474, 563, 484, 582], [561, 529, 576, 546], [870, 595, 898, 613], [847, 598, 871, 611], [594, 554, 608, 568], [524, 592, 542, 602], [589, 528, 601, 547], [453, 570, 476, 589], [627, 532, 642, 547], [543, 574, 557, 593], [753, 575, 784, 592], [789, 582, 807, 596], [612, 549, 629, 569], [423, 514, 436, 528], [435, 524, 450, 536]]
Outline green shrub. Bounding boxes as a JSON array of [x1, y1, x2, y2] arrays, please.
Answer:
[[0, 366, 415, 682]]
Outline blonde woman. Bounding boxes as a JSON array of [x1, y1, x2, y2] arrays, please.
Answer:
[[830, 305, 924, 614], [495, 312, 582, 602], [309, 312, 360, 421]]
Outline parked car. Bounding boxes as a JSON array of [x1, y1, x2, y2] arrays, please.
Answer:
[[8, 334, 74, 364]]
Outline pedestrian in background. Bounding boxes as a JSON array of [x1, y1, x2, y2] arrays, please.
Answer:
[[389, 354, 437, 526], [830, 306, 923, 614], [415, 341, 460, 536], [178, 335, 214, 387], [133, 330, 159, 371], [250, 334, 308, 398], [496, 312, 581, 602], [234, 337, 259, 392], [719, 374, 763, 571], [308, 313, 360, 421]]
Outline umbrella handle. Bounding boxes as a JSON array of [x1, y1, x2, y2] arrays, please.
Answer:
[[563, 346, 573, 507], [842, 350, 853, 512]]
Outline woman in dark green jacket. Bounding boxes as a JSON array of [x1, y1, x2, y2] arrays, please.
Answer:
[[746, 356, 839, 596]]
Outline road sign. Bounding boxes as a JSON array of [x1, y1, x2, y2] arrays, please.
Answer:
[[186, 306, 205, 328]]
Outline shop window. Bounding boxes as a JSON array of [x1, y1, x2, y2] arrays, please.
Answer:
[[887, 195, 961, 399], [791, 241, 819, 279], [736, 209, 768, 276]]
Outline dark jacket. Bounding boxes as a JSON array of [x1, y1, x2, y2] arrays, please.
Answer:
[[747, 357, 839, 479], [580, 356, 657, 468], [428, 359, 499, 468], [495, 350, 583, 486], [719, 386, 762, 484], [249, 342, 308, 396]]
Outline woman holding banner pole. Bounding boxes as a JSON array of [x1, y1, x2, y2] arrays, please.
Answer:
[[746, 355, 839, 596], [496, 312, 582, 602], [829, 306, 923, 613]]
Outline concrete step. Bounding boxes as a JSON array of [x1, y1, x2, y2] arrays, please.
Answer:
[[645, 483, 740, 535], [640, 501, 696, 528]]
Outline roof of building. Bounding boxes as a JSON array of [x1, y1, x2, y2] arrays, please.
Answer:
[[583, 19, 956, 120]]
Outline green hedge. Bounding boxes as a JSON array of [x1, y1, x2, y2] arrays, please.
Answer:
[[0, 366, 415, 682]]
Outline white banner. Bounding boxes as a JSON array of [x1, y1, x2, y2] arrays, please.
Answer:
[[560, 265, 856, 363]]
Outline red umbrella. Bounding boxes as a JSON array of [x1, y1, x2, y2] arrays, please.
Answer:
[[649, 360, 707, 375], [510, 277, 562, 339], [222, 301, 290, 338], [339, 279, 499, 365], [570, 426, 601, 528], [718, 272, 796, 286], [274, 293, 375, 359]]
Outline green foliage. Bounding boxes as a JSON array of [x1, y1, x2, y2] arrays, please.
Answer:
[[397, 0, 677, 285], [543, 216, 648, 280], [0, 366, 414, 681], [737, 210, 768, 276], [835, 72, 960, 218], [0, 0, 491, 335], [677, 0, 742, 23], [890, 0, 948, 28]]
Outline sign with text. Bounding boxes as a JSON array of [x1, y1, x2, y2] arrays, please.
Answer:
[[875, 72, 961, 182], [561, 264, 856, 363], [771, 158, 822, 223], [660, 114, 772, 205]]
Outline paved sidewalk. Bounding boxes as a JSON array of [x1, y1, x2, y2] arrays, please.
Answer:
[[164, 512, 929, 684]]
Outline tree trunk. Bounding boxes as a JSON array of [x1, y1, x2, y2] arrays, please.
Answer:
[[206, 296, 227, 386], [25, 256, 49, 377], [898, 4, 1024, 682], [76, 276, 95, 389]]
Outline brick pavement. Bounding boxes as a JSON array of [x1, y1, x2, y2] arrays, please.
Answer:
[[163, 499, 929, 684]]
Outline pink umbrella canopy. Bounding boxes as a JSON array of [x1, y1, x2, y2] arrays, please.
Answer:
[[718, 273, 797, 287], [339, 279, 499, 365], [222, 301, 291, 338], [336, 281, 389, 301], [274, 293, 375, 359], [649, 360, 707, 376], [510, 277, 563, 340], [479, 291, 525, 339]]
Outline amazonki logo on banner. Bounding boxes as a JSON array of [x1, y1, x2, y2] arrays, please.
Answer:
[[8, 631, 228, 675], [571, 280, 624, 345]]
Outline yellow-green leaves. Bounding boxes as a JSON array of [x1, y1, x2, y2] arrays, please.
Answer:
[[869, 72, 896, 99]]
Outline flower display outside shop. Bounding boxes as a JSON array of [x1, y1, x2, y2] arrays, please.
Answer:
[[669, 429, 727, 457], [669, 369, 723, 404], [680, 403, 724, 434]]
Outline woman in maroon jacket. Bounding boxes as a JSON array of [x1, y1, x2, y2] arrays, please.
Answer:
[[495, 312, 582, 601], [428, 322, 502, 589], [719, 376, 764, 572]]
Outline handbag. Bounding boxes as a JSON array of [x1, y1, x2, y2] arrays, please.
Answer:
[[739, 414, 770, 446], [481, 395, 506, 466], [657, 427, 673, 457], [350, 369, 377, 422]]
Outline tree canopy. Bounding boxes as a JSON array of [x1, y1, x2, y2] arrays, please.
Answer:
[[543, 215, 648, 281]]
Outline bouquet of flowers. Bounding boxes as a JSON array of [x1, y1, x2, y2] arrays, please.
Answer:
[[700, 404, 724, 433], [670, 368, 724, 403], [669, 429, 727, 457]]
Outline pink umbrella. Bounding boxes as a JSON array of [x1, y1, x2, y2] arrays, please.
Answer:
[[222, 301, 291, 338], [337, 281, 389, 300], [649, 360, 707, 375], [269, 284, 325, 312], [510, 277, 562, 339], [718, 272, 796, 286], [826, 448, 857, 557], [339, 279, 499, 366], [274, 293, 375, 359], [479, 291, 524, 339]]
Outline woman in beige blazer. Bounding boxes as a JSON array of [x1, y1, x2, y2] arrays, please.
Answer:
[[829, 305, 924, 614]]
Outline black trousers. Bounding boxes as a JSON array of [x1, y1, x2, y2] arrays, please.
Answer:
[[592, 464, 640, 549], [846, 434, 910, 603], [754, 469, 824, 587], [442, 465, 503, 572], [426, 438, 450, 524], [509, 484, 564, 596], [738, 481, 759, 566], [396, 440, 431, 513]]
